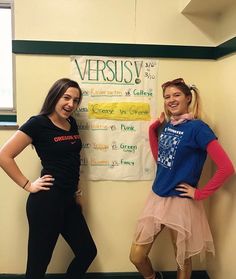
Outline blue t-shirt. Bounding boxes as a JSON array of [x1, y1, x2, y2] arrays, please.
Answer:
[[152, 119, 217, 197]]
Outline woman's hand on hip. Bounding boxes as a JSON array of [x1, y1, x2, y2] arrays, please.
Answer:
[[25, 175, 54, 193], [175, 183, 195, 199]]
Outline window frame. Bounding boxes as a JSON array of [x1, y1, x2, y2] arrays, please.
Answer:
[[0, 0, 16, 122]]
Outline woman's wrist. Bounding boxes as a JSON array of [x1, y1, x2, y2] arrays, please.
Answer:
[[22, 179, 29, 189], [21, 179, 31, 191]]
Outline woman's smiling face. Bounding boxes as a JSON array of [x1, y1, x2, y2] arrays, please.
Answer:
[[163, 86, 191, 117], [53, 87, 81, 119]]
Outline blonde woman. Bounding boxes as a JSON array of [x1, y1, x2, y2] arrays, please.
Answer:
[[130, 78, 234, 279]]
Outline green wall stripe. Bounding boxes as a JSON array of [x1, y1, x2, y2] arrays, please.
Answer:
[[214, 36, 236, 59], [12, 40, 216, 59], [0, 115, 16, 122], [12, 37, 236, 59]]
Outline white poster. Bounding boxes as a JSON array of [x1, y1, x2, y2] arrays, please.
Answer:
[[71, 56, 158, 180]]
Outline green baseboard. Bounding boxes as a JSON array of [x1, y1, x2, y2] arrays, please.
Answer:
[[0, 271, 210, 279]]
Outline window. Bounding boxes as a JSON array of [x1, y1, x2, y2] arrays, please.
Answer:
[[0, 1, 14, 119]]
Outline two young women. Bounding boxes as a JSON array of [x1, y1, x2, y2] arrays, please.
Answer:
[[0, 77, 234, 279]]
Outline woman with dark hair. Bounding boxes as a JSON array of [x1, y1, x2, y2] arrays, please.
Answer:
[[0, 78, 97, 279], [129, 78, 235, 279]]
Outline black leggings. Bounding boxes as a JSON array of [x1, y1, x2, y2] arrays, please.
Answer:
[[25, 188, 97, 279]]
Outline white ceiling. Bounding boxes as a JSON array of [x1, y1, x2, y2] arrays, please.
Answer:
[[182, 0, 236, 17]]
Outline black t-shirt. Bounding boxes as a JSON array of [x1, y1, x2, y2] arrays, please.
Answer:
[[19, 115, 82, 191]]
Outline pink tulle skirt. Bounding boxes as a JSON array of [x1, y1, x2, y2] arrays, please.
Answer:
[[133, 191, 215, 269]]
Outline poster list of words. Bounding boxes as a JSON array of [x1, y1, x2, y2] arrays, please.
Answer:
[[71, 56, 158, 180]]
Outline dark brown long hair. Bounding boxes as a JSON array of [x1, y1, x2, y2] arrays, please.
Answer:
[[39, 78, 82, 115]]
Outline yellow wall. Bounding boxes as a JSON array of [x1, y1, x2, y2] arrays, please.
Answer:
[[207, 54, 236, 279], [14, 0, 215, 45], [0, 0, 235, 277]]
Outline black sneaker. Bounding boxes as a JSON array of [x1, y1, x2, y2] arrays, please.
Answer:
[[156, 271, 163, 279]]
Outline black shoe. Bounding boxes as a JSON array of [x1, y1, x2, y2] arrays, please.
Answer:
[[156, 271, 163, 279]]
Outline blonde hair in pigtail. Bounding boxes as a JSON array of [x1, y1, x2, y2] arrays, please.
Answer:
[[189, 85, 201, 119]]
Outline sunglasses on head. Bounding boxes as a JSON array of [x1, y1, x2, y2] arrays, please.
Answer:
[[161, 78, 185, 90]]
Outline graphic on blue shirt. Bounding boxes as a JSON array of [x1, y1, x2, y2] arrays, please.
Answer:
[[152, 120, 217, 197], [158, 132, 182, 169]]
